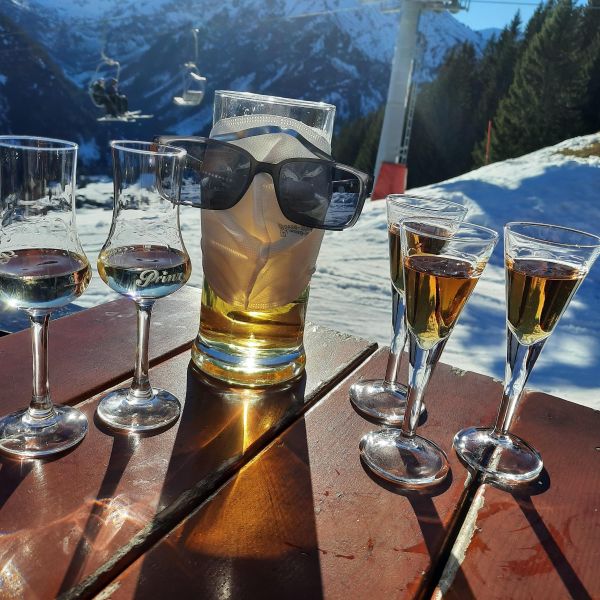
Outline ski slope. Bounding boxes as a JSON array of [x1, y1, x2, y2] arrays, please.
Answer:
[[74, 133, 600, 408]]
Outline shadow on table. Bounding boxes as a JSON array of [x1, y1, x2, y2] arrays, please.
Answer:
[[57, 431, 139, 594], [491, 470, 592, 600], [128, 365, 324, 599], [451, 469, 591, 600], [0, 459, 34, 511], [361, 461, 478, 599]]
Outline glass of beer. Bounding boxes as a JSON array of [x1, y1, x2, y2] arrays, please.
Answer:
[[454, 223, 600, 484], [96, 141, 191, 432], [360, 219, 498, 488], [196, 91, 337, 387], [349, 195, 467, 424], [0, 136, 91, 457]]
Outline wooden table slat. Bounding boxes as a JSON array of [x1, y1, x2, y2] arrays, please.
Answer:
[[0, 286, 202, 414], [0, 324, 375, 600], [434, 390, 600, 600], [103, 351, 505, 600]]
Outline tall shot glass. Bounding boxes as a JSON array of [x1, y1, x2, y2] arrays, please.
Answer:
[[454, 223, 600, 484], [0, 136, 91, 457], [95, 141, 191, 432], [349, 195, 467, 425], [360, 219, 498, 488]]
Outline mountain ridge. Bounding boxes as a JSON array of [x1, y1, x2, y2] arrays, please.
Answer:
[[1, 0, 492, 167]]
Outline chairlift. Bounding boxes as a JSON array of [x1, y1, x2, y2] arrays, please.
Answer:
[[173, 29, 207, 107], [88, 51, 153, 122]]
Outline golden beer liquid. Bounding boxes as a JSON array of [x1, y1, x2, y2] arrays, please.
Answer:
[[192, 279, 309, 386]]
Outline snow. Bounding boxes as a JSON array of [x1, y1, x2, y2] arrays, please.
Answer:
[[312, 132, 600, 409], [71, 133, 600, 409]]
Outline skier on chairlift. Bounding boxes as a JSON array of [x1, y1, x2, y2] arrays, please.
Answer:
[[90, 78, 107, 108], [105, 78, 128, 117]]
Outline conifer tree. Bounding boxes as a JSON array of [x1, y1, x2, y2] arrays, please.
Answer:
[[354, 109, 383, 174], [581, 0, 600, 132], [472, 13, 522, 165], [490, 0, 588, 161], [407, 42, 480, 186], [523, 0, 555, 44], [333, 113, 373, 166]]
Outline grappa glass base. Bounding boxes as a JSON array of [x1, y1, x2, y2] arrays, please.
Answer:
[[359, 428, 449, 488], [96, 388, 181, 432], [349, 379, 427, 425], [453, 427, 543, 484], [0, 406, 88, 458]]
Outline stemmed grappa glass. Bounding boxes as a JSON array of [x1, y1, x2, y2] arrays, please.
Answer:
[[349, 195, 467, 424], [360, 219, 498, 487], [454, 223, 600, 484], [0, 136, 91, 457], [96, 141, 191, 432]]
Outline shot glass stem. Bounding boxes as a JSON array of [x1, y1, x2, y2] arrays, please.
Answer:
[[130, 301, 155, 402], [28, 313, 54, 421], [401, 333, 437, 437], [383, 287, 407, 384], [493, 328, 546, 436]]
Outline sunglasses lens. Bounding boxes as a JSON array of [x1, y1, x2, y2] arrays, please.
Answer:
[[165, 140, 251, 209], [279, 162, 363, 229]]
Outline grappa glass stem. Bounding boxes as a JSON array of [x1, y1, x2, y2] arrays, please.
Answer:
[[493, 328, 546, 436], [129, 300, 155, 402], [27, 313, 55, 421], [383, 286, 406, 384], [401, 334, 439, 437]]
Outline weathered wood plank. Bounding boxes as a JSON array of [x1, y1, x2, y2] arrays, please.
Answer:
[[103, 352, 502, 600], [0, 286, 201, 414], [434, 390, 600, 600], [0, 325, 375, 600]]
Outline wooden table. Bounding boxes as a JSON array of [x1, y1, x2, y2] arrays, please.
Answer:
[[0, 287, 596, 600]]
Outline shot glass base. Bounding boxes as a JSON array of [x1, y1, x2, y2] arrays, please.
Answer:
[[96, 388, 181, 432], [192, 337, 306, 388], [453, 427, 543, 484], [359, 429, 449, 488], [349, 378, 427, 425], [0, 406, 88, 458]]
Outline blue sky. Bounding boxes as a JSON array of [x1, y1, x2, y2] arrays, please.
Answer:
[[454, 2, 538, 30]]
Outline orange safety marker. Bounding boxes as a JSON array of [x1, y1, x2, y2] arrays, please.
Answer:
[[372, 162, 408, 200]]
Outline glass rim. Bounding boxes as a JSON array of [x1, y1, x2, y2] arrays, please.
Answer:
[[401, 218, 499, 243], [386, 193, 467, 212], [111, 140, 187, 158], [214, 90, 336, 112], [505, 221, 600, 249], [0, 135, 78, 151]]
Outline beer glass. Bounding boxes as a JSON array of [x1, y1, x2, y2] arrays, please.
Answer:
[[0, 136, 91, 457], [360, 220, 498, 488], [96, 141, 191, 431], [194, 91, 337, 387], [454, 223, 600, 484], [350, 195, 467, 424]]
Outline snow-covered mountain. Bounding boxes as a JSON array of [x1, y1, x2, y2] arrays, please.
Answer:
[[1, 0, 491, 154], [0, 10, 103, 162]]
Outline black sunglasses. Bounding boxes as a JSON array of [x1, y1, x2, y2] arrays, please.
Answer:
[[156, 128, 372, 231]]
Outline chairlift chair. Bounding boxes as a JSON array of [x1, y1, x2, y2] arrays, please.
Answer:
[[173, 62, 207, 107], [88, 54, 121, 109], [88, 51, 153, 122]]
